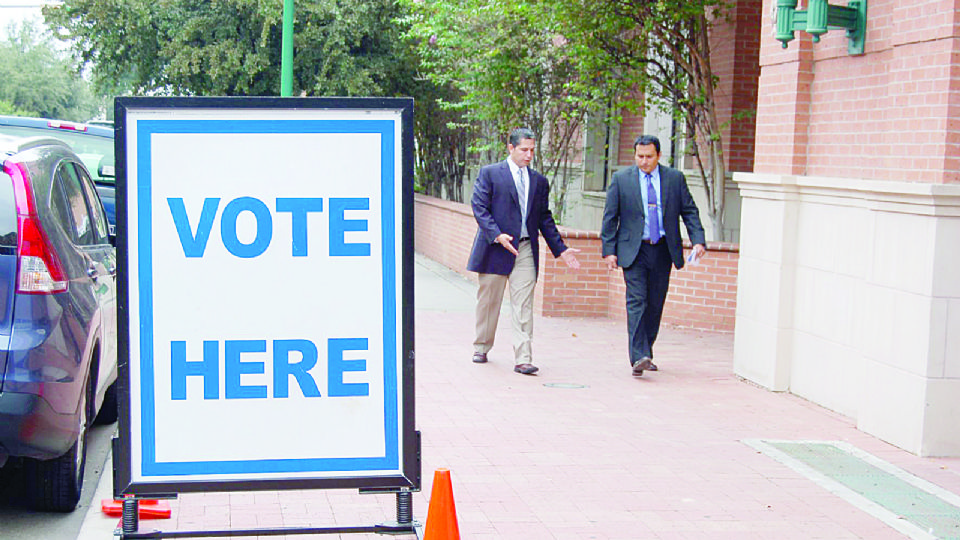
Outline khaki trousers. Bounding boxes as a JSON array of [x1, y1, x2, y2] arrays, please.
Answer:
[[473, 240, 537, 364]]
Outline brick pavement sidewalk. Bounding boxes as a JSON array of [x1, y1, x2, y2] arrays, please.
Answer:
[[78, 254, 960, 539]]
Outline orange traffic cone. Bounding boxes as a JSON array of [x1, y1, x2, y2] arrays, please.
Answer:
[[423, 468, 460, 540]]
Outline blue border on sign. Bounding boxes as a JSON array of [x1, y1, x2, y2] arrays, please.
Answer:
[[136, 119, 398, 476]]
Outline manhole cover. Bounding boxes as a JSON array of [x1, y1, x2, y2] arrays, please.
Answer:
[[543, 383, 589, 389]]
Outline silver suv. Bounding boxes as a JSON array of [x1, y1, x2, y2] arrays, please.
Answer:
[[0, 134, 118, 511]]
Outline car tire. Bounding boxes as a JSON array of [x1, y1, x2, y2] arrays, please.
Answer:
[[25, 374, 92, 512], [94, 379, 119, 425]]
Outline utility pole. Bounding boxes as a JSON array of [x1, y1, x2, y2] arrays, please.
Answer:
[[280, 0, 294, 96]]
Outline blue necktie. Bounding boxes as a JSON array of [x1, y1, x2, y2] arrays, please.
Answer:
[[645, 173, 660, 243]]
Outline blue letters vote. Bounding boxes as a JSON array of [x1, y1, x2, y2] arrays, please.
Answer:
[[167, 197, 370, 258]]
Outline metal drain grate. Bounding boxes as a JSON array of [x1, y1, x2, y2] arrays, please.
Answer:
[[542, 382, 589, 389], [746, 440, 960, 540]]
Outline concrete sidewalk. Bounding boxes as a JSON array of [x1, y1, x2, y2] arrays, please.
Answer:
[[78, 254, 960, 539]]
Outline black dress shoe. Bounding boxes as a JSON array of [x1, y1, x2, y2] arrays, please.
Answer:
[[514, 363, 539, 375], [636, 358, 657, 372], [632, 357, 657, 376], [472, 352, 488, 363]]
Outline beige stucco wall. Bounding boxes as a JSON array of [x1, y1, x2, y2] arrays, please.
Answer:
[[734, 172, 960, 456]]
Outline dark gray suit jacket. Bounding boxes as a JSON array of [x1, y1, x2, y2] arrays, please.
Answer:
[[467, 160, 567, 276], [600, 164, 706, 269]]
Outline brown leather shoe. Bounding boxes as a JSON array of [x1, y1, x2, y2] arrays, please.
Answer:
[[472, 352, 488, 363], [514, 363, 539, 375]]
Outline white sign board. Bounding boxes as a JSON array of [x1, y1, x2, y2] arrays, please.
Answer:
[[114, 98, 417, 494]]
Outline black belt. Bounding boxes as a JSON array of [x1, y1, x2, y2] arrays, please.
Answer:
[[642, 238, 663, 245], [519, 237, 530, 243]]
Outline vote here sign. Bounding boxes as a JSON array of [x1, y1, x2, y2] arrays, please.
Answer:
[[113, 98, 417, 495]]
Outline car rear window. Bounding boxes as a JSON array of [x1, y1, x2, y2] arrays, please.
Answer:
[[0, 125, 114, 186], [54, 162, 97, 246], [0, 169, 17, 255]]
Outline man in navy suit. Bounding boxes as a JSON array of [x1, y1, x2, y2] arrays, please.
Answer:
[[467, 128, 580, 375], [601, 135, 706, 376]]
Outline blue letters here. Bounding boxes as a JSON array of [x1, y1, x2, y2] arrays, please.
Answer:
[[328, 338, 370, 397], [225, 340, 268, 399], [274, 339, 322, 398], [169, 338, 369, 400]]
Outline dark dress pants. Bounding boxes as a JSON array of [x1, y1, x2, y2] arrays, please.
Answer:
[[622, 241, 673, 365]]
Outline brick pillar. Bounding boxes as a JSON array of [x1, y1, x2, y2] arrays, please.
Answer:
[[729, 0, 761, 172], [711, 0, 762, 173], [753, 7, 814, 176]]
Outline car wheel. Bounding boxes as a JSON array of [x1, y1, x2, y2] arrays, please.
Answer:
[[25, 374, 92, 512], [94, 379, 119, 425]]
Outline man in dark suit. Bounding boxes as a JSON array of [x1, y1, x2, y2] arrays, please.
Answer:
[[467, 128, 580, 375], [601, 134, 706, 376]]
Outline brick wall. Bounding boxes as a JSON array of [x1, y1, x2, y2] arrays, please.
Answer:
[[755, 0, 960, 184], [729, 0, 762, 172], [416, 194, 738, 332], [708, 0, 762, 173], [617, 105, 646, 166]]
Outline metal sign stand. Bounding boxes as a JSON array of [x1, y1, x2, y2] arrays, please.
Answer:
[[114, 471, 421, 538], [113, 430, 422, 539], [115, 492, 418, 538]]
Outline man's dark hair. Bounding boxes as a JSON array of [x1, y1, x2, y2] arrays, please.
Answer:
[[509, 128, 536, 147], [634, 135, 661, 153]]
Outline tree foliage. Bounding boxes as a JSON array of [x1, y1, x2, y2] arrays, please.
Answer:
[[403, 0, 735, 237], [555, 0, 735, 239], [400, 0, 621, 220], [411, 79, 469, 202], [42, 0, 472, 199], [43, 0, 418, 98], [0, 20, 100, 121]]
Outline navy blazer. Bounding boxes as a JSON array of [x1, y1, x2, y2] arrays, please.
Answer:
[[600, 164, 706, 269], [467, 160, 568, 276]]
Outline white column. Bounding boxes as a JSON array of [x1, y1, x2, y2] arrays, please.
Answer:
[[734, 172, 960, 457]]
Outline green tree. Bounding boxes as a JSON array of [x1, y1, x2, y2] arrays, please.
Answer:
[[0, 20, 99, 121], [400, 0, 620, 221], [44, 0, 418, 98], [412, 80, 469, 202], [554, 0, 735, 240], [44, 0, 469, 202]]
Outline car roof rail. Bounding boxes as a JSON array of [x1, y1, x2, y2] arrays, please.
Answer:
[[0, 136, 71, 156]]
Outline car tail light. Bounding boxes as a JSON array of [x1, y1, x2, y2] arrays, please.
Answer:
[[3, 162, 68, 294]]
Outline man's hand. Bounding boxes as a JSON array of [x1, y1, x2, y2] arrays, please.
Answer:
[[496, 233, 518, 256], [560, 248, 581, 269], [604, 254, 618, 271], [692, 244, 706, 259]]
